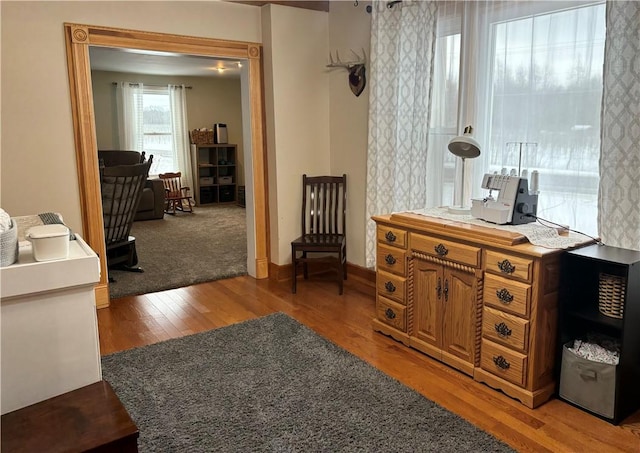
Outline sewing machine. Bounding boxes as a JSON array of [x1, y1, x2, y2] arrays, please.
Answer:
[[471, 173, 538, 225]]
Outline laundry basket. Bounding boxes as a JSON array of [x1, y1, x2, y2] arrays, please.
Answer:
[[1, 219, 18, 267]]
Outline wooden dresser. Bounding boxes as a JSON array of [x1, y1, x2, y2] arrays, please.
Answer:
[[372, 212, 590, 408]]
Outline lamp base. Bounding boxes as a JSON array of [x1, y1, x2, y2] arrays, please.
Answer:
[[447, 205, 472, 215]]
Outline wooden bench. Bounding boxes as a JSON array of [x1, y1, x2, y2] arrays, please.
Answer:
[[1, 380, 138, 452]]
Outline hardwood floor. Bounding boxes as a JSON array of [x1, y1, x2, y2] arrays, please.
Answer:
[[97, 275, 640, 452]]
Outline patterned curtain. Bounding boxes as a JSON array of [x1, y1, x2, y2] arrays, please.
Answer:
[[365, 0, 438, 268], [598, 1, 640, 250]]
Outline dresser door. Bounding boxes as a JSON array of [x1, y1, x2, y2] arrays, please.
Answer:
[[412, 259, 442, 349], [441, 267, 477, 365]]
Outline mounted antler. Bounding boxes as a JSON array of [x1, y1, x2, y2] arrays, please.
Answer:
[[326, 48, 367, 69], [327, 48, 368, 97]]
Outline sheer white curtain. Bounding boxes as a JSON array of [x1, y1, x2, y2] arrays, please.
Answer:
[[427, 1, 606, 237], [598, 1, 640, 250], [115, 82, 144, 151], [168, 85, 194, 195], [365, 0, 438, 268]]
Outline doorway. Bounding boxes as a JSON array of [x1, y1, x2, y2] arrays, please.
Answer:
[[64, 23, 270, 308]]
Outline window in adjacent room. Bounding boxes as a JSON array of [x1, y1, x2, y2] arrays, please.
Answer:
[[142, 87, 174, 176], [428, 1, 605, 236]]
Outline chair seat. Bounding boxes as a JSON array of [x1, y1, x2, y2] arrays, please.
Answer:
[[291, 234, 345, 248]]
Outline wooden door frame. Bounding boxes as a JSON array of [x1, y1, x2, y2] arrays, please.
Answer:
[[64, 23, 270, 308]]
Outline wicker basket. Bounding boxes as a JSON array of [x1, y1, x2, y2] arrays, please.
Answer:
[[598, 273, 626, 319], [190, 129, 214, 145], [0, 219, 18, 267]]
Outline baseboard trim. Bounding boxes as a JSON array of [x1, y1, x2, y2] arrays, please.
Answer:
[[269, 261, 375, 296]]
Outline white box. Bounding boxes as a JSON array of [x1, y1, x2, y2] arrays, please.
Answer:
[[219, 176, 233, 184]]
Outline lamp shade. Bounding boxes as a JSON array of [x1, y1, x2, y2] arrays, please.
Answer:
[[448, 126, 481, 159]]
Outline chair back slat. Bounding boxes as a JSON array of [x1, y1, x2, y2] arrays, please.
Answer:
[[302, 174, 346, 236]]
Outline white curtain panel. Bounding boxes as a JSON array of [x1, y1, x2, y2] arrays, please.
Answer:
[[598, 1, 640, 251], [168, 85, 194, 196], [115, 82, 144, 152], [365, 0, 438, 268]]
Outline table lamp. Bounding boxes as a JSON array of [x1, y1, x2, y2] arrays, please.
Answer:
[[447, 125, 481, 214]]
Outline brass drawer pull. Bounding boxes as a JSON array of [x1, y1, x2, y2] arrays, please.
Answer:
[[385, 231, 397, 243], [496, 288, 514, 304], [497, 259, 516, 274], [434, 243, 448, 257], [494, 322, 512, 338], [385, 308, 396, 320], [493, 355, 511, 370], [385, 254, 397, 265], [384, 281, 396, 293]]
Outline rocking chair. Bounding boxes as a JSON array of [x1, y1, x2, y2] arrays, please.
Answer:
[[159, 172, 194, 215], [100, 157, 153, 275]]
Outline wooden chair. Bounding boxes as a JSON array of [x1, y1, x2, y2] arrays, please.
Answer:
[[158, 172, 194, 215], [291, 174, 347, 295]]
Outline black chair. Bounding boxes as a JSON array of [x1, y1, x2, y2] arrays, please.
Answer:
[[100, 157, 153, 276], [291, 174, 347, 294]]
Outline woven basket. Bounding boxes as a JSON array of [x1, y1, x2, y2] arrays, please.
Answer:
[[190, 129, 214, 145], [0, 219, 18, 267], [598, 273, 626, 319]]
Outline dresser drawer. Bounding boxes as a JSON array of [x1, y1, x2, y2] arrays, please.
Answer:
[[377, 225, 407, 249], [482, 306, 529, 353], [376, 296, 406, 332], [483, 274, 532, 318], [377, 270, 406, 305], [480, 339, 527, 387], [410, 233, 481, 268], [485, 250, 533, 283], [377, 243, 407, 276]]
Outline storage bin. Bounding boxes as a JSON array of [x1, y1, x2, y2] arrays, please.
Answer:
[[219, 186, 234, 202], [218, 176, 233, 184], [559, 341, 616, 419], [1, 219, 18, 267], [200, 176, 214, 185], [25, 224, 70, 262], [598, 273, 625, 319]]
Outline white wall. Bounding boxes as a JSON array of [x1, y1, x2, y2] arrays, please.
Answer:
[[0, 1, 261, 234], [262, 4, 330, 265], [328, 1, 372, 268]]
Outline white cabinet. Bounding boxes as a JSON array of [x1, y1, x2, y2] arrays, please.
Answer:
[[1, 233, 101, 414]]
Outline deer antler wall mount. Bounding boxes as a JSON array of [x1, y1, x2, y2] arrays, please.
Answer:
[[327, 49, 367, 97]]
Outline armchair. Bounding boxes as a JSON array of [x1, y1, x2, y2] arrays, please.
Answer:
[[97, 150, 164, 221]]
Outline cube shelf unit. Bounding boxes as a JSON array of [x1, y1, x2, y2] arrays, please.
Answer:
[[192, 144, 237, 205], [558, 244, 640, 424]]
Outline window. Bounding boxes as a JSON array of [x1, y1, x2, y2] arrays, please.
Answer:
[[142, 87, 175, 176], [429, 1, 605, 235]]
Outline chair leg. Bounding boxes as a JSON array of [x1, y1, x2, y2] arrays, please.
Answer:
[[303, 251, 309, 279], [338, 250, 344, 295], [291, 245, 297, 294]]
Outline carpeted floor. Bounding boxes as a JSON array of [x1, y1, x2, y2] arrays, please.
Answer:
[[101, 313, 515, 452], [108, 205, 247, 299]]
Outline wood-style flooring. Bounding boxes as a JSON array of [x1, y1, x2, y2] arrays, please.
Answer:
[[97, 275, 640, 452]]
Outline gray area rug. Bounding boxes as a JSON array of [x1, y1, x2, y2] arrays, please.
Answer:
[[101, 313, 514, 452], [108, 205, 247, 299]]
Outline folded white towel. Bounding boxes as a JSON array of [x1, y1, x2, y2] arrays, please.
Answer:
[[0, 208, 11, 233]]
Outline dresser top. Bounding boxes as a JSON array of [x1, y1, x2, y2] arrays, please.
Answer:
[[374, 212, 593, 257]]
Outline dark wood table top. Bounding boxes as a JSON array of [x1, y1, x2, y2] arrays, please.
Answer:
[[2, 380, 138, 453]]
